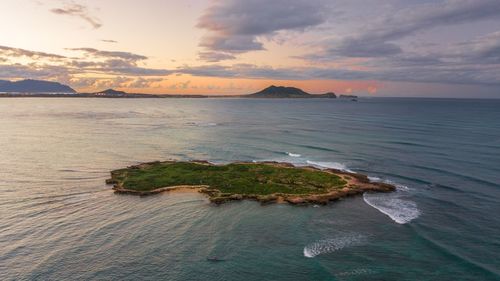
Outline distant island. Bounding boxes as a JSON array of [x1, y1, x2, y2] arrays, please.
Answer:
[[0, 79, 358, 99], [247, 85, 337, 98], [106, 161, 394, 205]]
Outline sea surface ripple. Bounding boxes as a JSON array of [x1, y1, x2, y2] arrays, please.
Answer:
[[1, 98, 499, 280]]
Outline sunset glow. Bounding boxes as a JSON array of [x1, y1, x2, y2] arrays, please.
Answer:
[[1, 0, 500, 97]]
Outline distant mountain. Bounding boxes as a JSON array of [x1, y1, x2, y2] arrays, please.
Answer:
[[94, 89, 128, 96], [246, 86, 336, 98], [77, 88, 168, 98], [0, 79, 75, 93]]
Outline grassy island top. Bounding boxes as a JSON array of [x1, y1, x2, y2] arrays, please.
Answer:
[[107, 161, 395, 205]]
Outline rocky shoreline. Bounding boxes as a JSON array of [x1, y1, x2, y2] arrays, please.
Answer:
[[107, 161, 396, 205]]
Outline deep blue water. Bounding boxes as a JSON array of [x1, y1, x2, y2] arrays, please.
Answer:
[[0, 97, 499, 280]]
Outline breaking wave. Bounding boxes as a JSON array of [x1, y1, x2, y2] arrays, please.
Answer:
[[365, 176, 420, 224], [286, 152, 301, 157], [305, 160, 354, 173], [256, 157, 420, 225], [363, 192, 420, 224], [368, 176, 410, 191], [367, 176, 381, 182], [303, 234, 366, 258]]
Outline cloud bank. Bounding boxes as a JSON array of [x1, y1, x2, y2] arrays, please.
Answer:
[[196, 0, 329, 61]]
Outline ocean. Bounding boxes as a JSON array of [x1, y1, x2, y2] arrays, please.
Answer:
[[0, 97, 499, 280]]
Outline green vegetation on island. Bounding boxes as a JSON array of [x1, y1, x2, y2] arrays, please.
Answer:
[[107, 161, 395, 205]]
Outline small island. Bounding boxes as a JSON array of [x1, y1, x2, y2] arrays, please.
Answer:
[[106, 161, 395, 205], [247, 85, 337, 98]]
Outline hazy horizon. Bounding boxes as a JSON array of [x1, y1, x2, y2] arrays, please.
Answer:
[[1, 0, 500, 98]]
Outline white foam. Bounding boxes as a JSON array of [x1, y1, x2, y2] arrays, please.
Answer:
[[286, 152, 301, 157], [303, 234, 366, 258], [253, 158, 356, 173], [363, 193, 420, 224], [395, 184, 410, 191], [368, 176, 410, 191], [253, 157, 305, 166], [306, 160, 354, 173]]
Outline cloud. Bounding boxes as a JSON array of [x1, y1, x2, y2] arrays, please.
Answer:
[[101, 39, 118, 43], [367, 86, 377, 94], [196, 0, 329, 58], [199, 35, 264, 53], [65, 48, 171, 76], [176, 62, 500, 86], [68, 48, 147, 61], [168, 80, 191, 90], [51, 3, 102, 29], [67, 76, 165, 90], [95, 66, 171, 76], [306, 0, 500, 59], [288, 0, 500, 88], [0, 64, 69, 79], [177, 64, 237, 78], [198, 51, 236, 62], [0, 45, 171, 85], [72, 76, 132, 89], [177, 64, 336, 80], [0, 45, 66, 59], [329, 40, 402, 58], [450, 31, 500, 64], [128, 77, 164, 88], [365, 0, 500, 43]]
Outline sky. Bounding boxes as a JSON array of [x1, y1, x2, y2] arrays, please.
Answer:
[[0, 0, 500, 97]]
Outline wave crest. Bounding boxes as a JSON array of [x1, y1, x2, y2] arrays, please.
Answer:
[[303, 234, 366, 258], [363, 193, 420, 224], [305, 160, 354, 173], [368, 176, 410, 191]]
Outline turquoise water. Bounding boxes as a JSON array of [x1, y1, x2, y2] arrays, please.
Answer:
[[0, 98, 499, 280]]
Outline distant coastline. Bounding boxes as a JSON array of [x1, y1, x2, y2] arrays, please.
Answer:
[[0, 79, 358, 99]]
